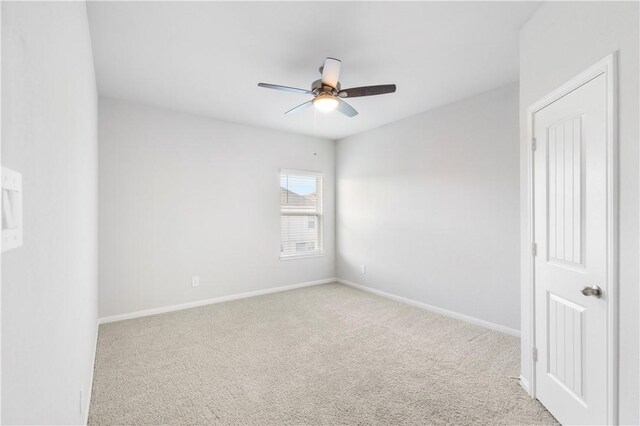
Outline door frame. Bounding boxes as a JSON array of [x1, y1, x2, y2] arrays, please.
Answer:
[[525, 53, 618, 425]]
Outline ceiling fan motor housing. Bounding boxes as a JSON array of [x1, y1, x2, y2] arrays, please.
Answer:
[[311, 79, 340, 96]]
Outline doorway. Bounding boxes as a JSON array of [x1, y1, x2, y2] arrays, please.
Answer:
[[528, 54, 618, 425]]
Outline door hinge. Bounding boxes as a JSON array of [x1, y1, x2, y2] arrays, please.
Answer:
[[532, 347, 538, 362], [532, 242, 537, 257], [531, 137, 537, 151]]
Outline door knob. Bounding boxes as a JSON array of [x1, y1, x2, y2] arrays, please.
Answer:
[[581, 284, 602, 298]]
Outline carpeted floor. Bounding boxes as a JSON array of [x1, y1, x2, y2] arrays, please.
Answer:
[[88, 283, 558, 425]]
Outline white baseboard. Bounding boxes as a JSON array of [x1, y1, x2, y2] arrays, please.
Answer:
[[519, 375, 532, 396], [337, 279, 520, 337], [98, 278, 338, 325], [84, 320, 99, 425]]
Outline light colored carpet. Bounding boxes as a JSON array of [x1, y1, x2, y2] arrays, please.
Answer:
[[88, 283, 558, 425]]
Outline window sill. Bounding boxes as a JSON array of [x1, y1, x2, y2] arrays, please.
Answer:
[[280, 252, 325, 261]]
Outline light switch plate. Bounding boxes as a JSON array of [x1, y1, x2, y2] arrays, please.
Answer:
[[2, 167, 23, 252]]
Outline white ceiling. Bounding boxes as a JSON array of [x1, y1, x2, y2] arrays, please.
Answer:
[[87, 1, 540, 140]]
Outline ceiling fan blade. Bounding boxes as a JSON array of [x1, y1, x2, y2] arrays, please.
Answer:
[[321, 57, 341, 89], [338, 84, 396, 98], [258, 83, 311, 95], [336, 98, 358, 117], [284, 100, 313, 115]]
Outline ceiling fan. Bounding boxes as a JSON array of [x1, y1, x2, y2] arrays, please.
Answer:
[[257, 57, 396, 117]]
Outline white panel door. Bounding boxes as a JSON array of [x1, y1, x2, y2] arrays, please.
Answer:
[[533, 73, 609, 425]]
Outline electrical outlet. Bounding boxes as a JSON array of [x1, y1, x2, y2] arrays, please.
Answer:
[[192, 276, 200, 287], [361, 265, 366, 274]]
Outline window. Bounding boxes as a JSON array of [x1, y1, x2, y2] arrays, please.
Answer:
[[280, 170, 323, 259]]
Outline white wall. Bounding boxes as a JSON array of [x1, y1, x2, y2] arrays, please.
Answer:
[[1, 2, 98, 424], [98, 98, 335, 318], [336, 83, 520, 331], [519, 2, 639, 423], [0, 2, 4, 421]]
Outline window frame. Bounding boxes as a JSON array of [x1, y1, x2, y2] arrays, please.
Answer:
[[279, 169, 324, 260]]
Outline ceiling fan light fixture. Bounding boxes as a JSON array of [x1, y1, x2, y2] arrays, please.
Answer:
[[258, 57, 395, 117], [313, 94, 339, 112]]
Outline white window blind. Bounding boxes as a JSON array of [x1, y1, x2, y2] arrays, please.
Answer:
[[280, 170, 323, 258]]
